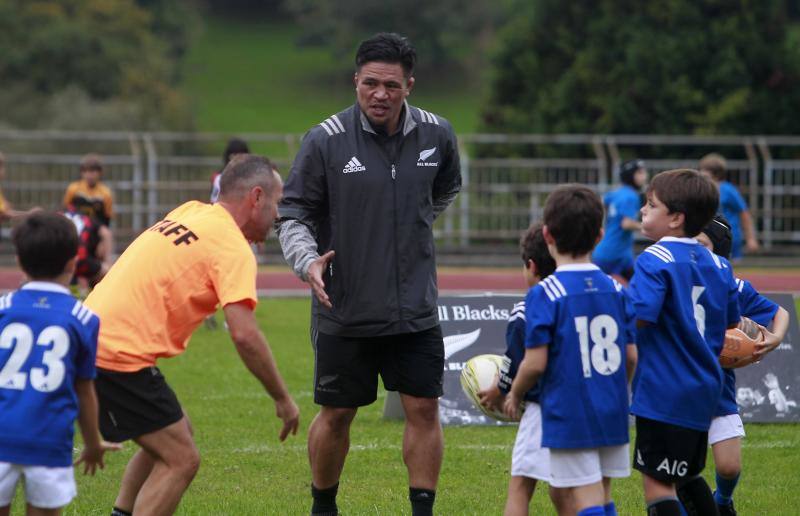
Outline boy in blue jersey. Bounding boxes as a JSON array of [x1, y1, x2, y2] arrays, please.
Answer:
[[0, 213, 119, 515], [593, 159, 648, 281], [628, 169, 741, 516], [504, 185, 637, 516], [478, 223, 570, 515], [698, 154, 758, 260], [695, 215, 789, 516]]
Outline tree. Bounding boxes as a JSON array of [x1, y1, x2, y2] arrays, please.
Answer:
[[284, 0, 505, 72], [0, 0, 196, 129], [481, 0, 800, 135]]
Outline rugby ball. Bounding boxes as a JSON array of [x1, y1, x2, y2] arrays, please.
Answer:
[[719, 317, 763, 369], [460, 354, 515, 422]]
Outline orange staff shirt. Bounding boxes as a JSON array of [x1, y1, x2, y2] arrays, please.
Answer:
[[86, 201, 257, 372]]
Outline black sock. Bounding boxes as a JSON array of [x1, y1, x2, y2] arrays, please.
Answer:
[[409, 487, 436, 516], [646, 497, 682, 516], [677, 476, 719, 516], [111, 508, 132, 516], [311, 482, 339, 516]]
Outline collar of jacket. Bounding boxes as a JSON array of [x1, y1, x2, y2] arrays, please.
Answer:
[[358, 100, 418, 137]]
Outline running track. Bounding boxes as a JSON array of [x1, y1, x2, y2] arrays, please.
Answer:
[[3, 268, 795, 295]]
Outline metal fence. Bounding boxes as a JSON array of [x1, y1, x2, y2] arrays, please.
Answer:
[[1, 131, 799, 258]]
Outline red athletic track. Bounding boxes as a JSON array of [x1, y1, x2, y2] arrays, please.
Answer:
[[2, 268, 798, 295]]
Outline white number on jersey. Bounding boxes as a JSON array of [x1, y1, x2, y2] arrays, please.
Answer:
[[0, 323, 70, 392], [691, 286, 706, 338], [574, 315, 622, 378]]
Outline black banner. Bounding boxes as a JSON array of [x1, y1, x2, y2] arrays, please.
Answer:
[[395, 293, 800, 425]]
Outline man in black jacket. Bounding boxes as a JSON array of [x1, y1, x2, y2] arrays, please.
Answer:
[[277, 32, 461, 516]]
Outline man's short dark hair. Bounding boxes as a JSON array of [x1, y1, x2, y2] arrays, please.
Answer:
[[13, 212, 79, 279], [355, 32, 416, 78], [647, 169, 719, 237], [223, 138, 250, 165], [219, 154, 278, 200], [543, 184, 604, 258], [520, 223, 556, 279], [699, 153, 727, 181]]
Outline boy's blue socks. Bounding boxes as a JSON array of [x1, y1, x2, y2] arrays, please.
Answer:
[[603, 501, 617, 516], [714, 472, 740, 506], [577, 506, 605, 516]]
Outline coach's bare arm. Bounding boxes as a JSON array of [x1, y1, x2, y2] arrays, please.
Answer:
[[224, 301, 300, 441]]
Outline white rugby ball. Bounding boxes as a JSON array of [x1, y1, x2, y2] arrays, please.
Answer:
[[460, 354, 515, 422]]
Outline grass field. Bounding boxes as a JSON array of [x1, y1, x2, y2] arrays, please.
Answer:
[[181, 18, 484, 135], [10, 297, 799, 514]]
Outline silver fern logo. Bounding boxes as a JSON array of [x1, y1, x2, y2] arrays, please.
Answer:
[[443, 328, 481, 359], [417, 147, 438, 167]]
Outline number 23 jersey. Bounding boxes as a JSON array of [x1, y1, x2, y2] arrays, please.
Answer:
[[526, 264, 636, 449], [0, 283, 99, 467]]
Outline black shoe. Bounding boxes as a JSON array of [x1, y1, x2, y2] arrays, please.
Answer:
[[717, 501, 737, 516]]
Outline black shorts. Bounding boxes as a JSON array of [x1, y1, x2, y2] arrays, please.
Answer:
[[313, 325, 444, 407], [633, 416, 709, 483], [95, 367, 184, 442]]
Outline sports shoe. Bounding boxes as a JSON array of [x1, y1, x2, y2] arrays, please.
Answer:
[[717, 501, 737, 516]]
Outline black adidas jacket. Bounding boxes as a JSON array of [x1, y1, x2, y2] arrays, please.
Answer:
[[278, 102, 461, 337]]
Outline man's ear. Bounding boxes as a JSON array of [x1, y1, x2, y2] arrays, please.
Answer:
[[405, 76, 415, 96], [353, 72, 359, 89]]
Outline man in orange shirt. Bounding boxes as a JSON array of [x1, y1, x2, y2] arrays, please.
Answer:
[[85, 155, 299, 516]]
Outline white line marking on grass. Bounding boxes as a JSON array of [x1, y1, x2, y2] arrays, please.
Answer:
[[741, 440, 799, 449], [231, 443, 513, 454]]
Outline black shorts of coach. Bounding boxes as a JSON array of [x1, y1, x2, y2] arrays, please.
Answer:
[[312, 325, 445, 407], [633, 416, 709, 483], [95, 366, 184, 443]]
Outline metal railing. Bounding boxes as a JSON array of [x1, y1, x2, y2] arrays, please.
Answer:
[[1, 131, 798, 256]]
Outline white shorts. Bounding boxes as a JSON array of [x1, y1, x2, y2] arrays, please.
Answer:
[[511, 402, 551, 481], [709, 414, 746, 446], [549, 444, 630, 488], [0, 462, 76, 509]]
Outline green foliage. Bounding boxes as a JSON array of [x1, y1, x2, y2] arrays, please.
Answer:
[[0, 0, 197, 129], [284, 0, 505, 72], [482, 0, 800, 135], [181, 18, 483, 133]]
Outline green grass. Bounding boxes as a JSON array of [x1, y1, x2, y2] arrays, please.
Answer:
[[9, 297, 799, 514], [181, 18, 483, 135]]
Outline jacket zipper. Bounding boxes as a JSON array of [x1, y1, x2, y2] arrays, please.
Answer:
[[391, 162, 403, 321]]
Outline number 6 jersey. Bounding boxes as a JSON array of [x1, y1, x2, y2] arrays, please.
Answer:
[[525, 264, 636, 449], [628, 237, 740, 431], [0, 282, 99, 467]]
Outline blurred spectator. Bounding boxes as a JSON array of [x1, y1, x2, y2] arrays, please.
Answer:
[[0, 151, 40, 221], [210, 138, 250, 203], [699, 153, 759, 259], [63, 153, 114, 227], [61, 207, 112, 288], [592, 159, 648, 281]]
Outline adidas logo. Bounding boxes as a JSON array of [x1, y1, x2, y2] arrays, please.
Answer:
[[417, 147, 438, 167], [343, 156, 366, 174]]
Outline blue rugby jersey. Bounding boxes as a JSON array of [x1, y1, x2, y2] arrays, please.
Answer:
[[525, 264, 635, 449], [716, 278, 779, 417], [718, 181, 748, 259], [593, 186, 641, 269], [0, 282, 98, 467], [629, 238, 740, 431], [497, 300, 540, 403]]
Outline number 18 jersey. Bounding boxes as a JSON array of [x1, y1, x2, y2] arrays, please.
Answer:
[[0, 282, 99, 467], [525, 264, 636, 449]]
